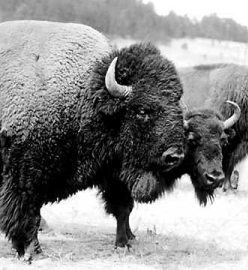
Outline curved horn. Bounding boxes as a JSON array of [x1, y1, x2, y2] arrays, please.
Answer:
[[223, 100, 241, 130], [105, 57, 132, 98]]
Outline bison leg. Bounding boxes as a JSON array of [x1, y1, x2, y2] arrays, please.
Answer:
[[22, 231, 42, 263], [230, 170, 239, 189], [0, 180, 42, 261], [223, 170, 232, 191], [223, 170, 239, 191], [115, 207, 131, 247], [223, 141, 247, 191], [100, 179, 134, 247]]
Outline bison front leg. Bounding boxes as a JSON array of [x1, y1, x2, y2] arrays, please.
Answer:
[[223, 170, 239, 191], [223, 171, 232, 191], [100, 179, 134, 247], [115, 207, 132, 247], [223, 141, 247, 191]]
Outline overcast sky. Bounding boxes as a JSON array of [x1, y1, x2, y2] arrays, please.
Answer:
[[142, 0, 248, 27]]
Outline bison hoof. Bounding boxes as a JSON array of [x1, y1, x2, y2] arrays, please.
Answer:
[[115, 242, 132, 255], [20, 253, 32, 264], [115, 236, 131, 248]]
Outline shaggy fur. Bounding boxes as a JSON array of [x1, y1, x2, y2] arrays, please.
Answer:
[[131, 109, 225, 206], [0, 21, 185, 259], [179, 64, 248, 190]]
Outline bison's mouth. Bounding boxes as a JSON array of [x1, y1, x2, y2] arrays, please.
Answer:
[[204, 174, 223, 189], [192, 172, 223, 206]]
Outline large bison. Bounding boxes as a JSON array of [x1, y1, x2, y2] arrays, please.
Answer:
[[179, 63, 246, 191], [0, 20, 237, 262], [0, 20, 187, 261]]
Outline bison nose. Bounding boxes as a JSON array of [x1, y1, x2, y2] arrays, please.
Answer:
[[161, 147, 184, 166], [205, 171, 225, 187]]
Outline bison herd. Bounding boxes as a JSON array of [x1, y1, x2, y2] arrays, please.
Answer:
[[0, 20, 246, 262]]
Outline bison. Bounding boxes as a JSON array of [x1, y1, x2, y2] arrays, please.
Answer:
[[179, 63, 246, 191], [0, 20, 186, 261]]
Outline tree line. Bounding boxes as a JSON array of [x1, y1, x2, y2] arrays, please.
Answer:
[[0, 0, 248, 43]]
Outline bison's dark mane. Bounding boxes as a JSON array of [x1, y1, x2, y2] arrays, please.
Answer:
[[90, 42, 182, 102]]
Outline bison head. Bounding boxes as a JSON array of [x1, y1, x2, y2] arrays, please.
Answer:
[[87, 43, 185, 193], [184, 101, 240, 205]]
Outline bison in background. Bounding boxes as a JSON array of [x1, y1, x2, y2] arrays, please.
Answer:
[[179, 63, 247, 191], [0, 20, 186, 261]]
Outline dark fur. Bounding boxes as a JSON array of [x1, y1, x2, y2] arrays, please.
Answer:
[[132, 109, 226, 205], [0, 42, 185, 258], [179, 63, 248, 190]]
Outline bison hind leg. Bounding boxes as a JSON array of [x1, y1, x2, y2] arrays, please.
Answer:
[[0, 183, 42, 261]]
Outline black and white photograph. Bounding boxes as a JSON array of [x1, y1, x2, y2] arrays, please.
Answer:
[[0, 1, 248, 269]]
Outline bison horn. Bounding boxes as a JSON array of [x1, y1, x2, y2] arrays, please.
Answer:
[[105, 57, 132, 98], [223, 100, 241, 130]]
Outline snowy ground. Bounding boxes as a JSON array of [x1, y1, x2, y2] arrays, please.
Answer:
[[1, 158, 248, 270]]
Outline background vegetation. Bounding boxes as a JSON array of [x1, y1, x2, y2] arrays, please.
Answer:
[[0, 0, 248, 43]]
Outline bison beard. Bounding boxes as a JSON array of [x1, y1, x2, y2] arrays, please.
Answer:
[[131, 169, 215, 206], [190, 176, 215, 206], [194, 187, 215, 206]]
